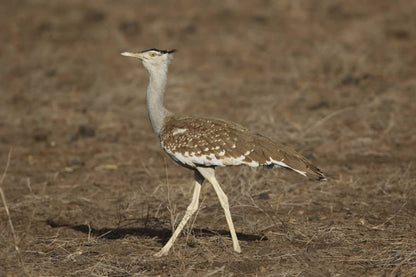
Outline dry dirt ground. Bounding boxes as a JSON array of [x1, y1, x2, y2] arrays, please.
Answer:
[[1, 0, 416, 276]]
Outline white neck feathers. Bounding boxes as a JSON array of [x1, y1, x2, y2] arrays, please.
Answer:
[[145, 64, 170, 136]]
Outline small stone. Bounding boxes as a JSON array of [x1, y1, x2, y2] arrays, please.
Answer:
[[78, 125, 95, 138]]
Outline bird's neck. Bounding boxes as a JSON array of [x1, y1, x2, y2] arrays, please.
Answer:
[[146, 66, 171, 136]]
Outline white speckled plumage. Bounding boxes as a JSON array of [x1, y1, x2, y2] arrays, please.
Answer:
[[122, 49, 325, 257], [160, 115, 321, 177]]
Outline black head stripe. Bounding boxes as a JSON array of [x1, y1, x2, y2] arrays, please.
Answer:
[[141, 48, 176, 54]]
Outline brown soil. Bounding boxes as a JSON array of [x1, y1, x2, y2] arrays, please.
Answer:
[[1, 0, 415, 276]]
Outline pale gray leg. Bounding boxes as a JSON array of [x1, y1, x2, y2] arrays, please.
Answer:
[[197, 167, 242, 253], [155, 171, 203, 257]]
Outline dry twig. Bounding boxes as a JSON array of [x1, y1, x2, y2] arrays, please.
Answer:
[[0, 149, 30, 276]]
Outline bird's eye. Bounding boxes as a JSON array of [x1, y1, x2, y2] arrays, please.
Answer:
[[150, 52, 157, 57]]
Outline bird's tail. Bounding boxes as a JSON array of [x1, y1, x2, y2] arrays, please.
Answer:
[[304, 163, 327, 181], [249, 133, 326, 181], [271, 153, 327, 181]]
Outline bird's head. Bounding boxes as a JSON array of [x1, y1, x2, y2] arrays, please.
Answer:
[[121, 49, 175, 72]]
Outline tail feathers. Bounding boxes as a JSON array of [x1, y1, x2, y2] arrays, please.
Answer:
[[251, 134, 326, 181], [267, 156, 326, 181], [304, 164, 327, 181]]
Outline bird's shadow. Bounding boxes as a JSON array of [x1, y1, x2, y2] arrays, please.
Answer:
[[46, 218, 267, 244]]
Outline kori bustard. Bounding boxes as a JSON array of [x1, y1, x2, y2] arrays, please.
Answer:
[[121, 49, 326, 257]]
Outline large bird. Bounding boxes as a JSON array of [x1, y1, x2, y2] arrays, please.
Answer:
[[121, 49, 325, 257]]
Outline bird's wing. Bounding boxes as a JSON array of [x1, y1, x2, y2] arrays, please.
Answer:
[[160, 116, 250, 167], [160, 116, 325, 180]]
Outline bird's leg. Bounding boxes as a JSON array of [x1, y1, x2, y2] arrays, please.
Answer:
[[197, 167, 242, 253], [154, 170, 204, 257]]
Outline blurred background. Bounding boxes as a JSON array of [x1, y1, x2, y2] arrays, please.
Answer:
[[0, 0, 415, 276]]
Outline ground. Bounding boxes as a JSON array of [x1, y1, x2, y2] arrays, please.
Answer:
[[1, 0, 415, 276]]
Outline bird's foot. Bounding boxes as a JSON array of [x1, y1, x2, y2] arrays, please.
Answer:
[[154, 248, 169, 257], [233, 244, 242, 253]]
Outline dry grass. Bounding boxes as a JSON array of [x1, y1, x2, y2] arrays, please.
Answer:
[[0, 150, 30, 276], [0, 0, 416, 276]]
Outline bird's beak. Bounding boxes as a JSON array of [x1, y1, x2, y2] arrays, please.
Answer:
[[121, 52, 145, 60]]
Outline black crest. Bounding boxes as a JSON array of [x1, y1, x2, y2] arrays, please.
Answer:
[[141, 49, 176, 54]]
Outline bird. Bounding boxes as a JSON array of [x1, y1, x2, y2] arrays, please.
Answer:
[[121, 48, 326, 257]]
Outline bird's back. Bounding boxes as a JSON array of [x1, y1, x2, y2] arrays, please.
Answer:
[[160, 115, 325, 180]]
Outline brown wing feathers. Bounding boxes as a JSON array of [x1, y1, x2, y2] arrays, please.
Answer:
[[161, 116, 326, 180]]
